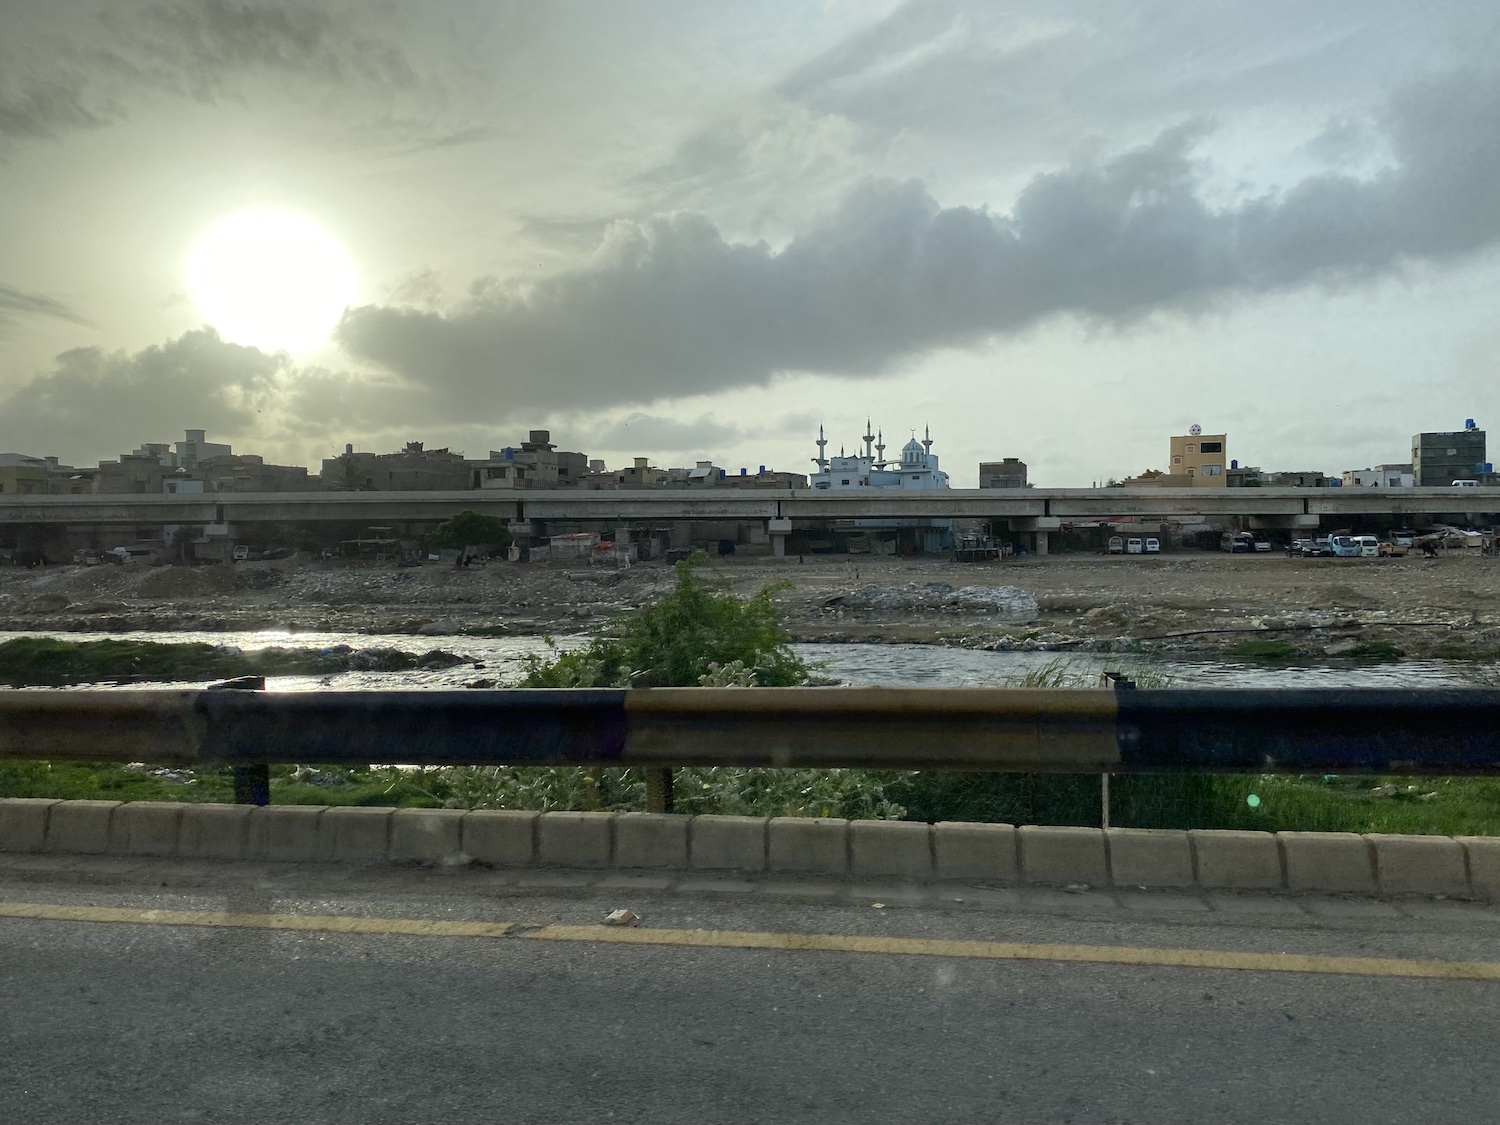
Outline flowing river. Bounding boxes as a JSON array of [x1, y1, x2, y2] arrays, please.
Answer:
[[1, 629, 1490, 690]]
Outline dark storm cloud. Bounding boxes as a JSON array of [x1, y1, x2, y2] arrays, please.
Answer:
[[579, 413, 746, 454], [0, 284, 96, 333], [336, 68, 1500, 416], [0, 0, 417, 141], [0, 74, 110, 140], [114, 0, 417, 99], [0, 329, 284, 459]]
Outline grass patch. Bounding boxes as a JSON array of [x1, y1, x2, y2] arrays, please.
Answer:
[[6, 763, 1493, 835], [1342, 641, 1405, 661], [1205, 774, 1500, 836], [0, 637, 462, 687], [1226, 637, 1299, 661]]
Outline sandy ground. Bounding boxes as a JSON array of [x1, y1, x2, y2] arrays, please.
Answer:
[[0, 549, 1497, 659]]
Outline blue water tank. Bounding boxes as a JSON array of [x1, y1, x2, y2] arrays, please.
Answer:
[[1231, 459, 1239, 469], [740, 467, 747, 475], [759, 465, 766, 474], [1466, 418, 1477, 430]]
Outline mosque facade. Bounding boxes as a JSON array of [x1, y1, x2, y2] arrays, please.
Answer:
[[809, 422, 951, 491], [808, 421, 954, 552]]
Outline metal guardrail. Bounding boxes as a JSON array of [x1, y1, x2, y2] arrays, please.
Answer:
[[2, 686, 1498, 777]]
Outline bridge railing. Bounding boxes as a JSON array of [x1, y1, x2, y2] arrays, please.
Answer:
[[2, 684, 1498, 811]]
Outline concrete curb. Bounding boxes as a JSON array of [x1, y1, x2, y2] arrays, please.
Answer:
[[1, 799, 1496, 900]]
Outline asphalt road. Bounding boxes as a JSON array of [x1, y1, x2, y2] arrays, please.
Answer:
[[1, 856, 1497, 1125]]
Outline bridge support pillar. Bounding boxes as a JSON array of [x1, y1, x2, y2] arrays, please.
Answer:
[[768, 517, 792, 559], [1034, 531, 1049, 556]]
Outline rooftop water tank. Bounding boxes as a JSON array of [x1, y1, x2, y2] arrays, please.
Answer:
[[1466, 418, 1477, 430]]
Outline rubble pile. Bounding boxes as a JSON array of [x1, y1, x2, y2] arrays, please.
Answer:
[[835, 582, 1040, 620]]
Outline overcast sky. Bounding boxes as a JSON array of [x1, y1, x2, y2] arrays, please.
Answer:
[[3, 0, 1499, 485]]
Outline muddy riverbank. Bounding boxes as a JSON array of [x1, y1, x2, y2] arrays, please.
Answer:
[[0, 550, 1496, 661]]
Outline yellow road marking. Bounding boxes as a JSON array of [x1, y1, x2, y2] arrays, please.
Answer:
[[0, 901, 514, 939], [2, 900, 1498, 982], [527, 925, 1500, 981]]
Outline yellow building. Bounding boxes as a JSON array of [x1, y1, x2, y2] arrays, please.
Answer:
[[1169, 429, 1227, 487], [0, 455, 50, 495]]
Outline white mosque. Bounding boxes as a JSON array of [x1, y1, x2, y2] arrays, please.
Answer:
[[809, 421, 951, 491]]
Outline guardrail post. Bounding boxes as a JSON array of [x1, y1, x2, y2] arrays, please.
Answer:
[[1098, 672, 1135, 829], [209, 676, 269, 806], [645, 767, 675, 814]]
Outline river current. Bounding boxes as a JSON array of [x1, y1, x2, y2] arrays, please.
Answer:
[[0, 629, 1489, 690]]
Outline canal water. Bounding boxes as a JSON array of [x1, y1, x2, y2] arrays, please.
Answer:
[[0, 629, 1489, 690]]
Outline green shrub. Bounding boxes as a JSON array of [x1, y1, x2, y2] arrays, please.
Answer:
[[522, 553, 808, 688]]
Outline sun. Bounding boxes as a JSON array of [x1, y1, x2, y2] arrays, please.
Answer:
[[188, 209, 357, 353]]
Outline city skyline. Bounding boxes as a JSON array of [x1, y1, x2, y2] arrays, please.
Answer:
[[2, 2, 1498, 486]]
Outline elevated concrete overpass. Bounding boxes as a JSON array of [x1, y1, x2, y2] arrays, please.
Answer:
[[3, 486, 1498, 524], [3, 487, 1496, 556]]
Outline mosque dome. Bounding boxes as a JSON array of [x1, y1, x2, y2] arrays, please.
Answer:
[[901, 437, 924, 465]]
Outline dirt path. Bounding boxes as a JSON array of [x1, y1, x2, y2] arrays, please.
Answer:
[[1, 549, 1497, 660]]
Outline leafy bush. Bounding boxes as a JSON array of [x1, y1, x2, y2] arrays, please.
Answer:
[[522, 553, 808, 687]]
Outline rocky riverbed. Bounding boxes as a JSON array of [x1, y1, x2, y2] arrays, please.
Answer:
[[0, 550, 1497, 661]]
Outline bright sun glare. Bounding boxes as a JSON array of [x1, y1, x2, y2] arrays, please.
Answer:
[[188, 209, 357, 353]]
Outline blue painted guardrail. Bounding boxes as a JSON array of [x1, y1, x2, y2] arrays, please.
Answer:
[[1, 686, 1497, 776]]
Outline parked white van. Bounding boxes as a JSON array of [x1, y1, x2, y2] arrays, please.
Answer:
[[1353, 535, 1380, 557], [1126, 537, 1144, 554], [1452, 479, 1479, 488]]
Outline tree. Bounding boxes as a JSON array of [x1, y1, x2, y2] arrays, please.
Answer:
[[427, 511, 511, 551], [333, 451, 365, 491]]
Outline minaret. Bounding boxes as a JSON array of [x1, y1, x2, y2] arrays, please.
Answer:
[[875, 429, 886, 469], [863, 418, 875, 461], [814, 424, 828, 471], [922, 424, 933, 457]]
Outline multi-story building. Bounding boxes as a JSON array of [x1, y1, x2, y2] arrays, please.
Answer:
[[1342, 464, 1414, 488], [469, 430, 589, 490], [720, 467, 809, 489], [175, 429, 232, 471], [978, 458, 1028, 488], [322, 442, 470, 491], [1412, 423, 1488, 486], [0, 454, 50, 495], [97, 451, 176, 494], [197, 454, 316, 493], [1168, 428, 1227, 486], [1262, 471, 1327, 488], [590, 457, 671, 490]]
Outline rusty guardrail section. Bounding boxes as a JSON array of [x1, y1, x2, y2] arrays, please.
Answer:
[[1, 687, 1499, 774]]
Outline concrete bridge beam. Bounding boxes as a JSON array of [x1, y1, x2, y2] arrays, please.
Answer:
[[1247, 514, 1321, 530]]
